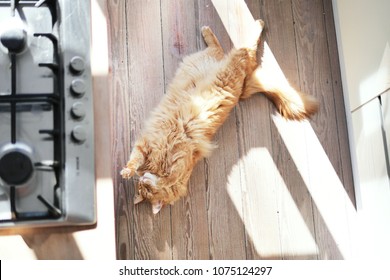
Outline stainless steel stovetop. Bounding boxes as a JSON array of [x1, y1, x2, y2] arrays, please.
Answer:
[[0, 0, 95, 228]]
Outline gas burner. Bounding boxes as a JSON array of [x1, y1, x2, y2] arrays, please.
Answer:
[[0, 27, 27, 54], [0, 143, 34, 186], [0, 0, 95, 228]]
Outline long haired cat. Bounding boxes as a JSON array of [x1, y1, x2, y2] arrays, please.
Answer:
[[120, 20, 318, 214]]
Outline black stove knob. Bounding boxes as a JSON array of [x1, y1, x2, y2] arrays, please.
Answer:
[[0, 151, 33, 186], [0, 28, 27, 54]]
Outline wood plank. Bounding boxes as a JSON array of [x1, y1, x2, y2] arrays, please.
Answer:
[[205, 118, 247, 259], [322, 0, 355, 205], [109, 0, 173, 259], [233, 0, 283, 260], [292, 0, 341, 162], [271, 118, 321, 259], [127, 0, 173, 260], [107, 0, 134, 260], [170, 163, 210, 259], [200, 0, 247, 260], [258, 0, 318, 259], [160, 0, 210, 260], [292, 0, 352, 259], [236, 96, 283, 260]]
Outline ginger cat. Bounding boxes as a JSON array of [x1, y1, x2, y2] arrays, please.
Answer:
[[120, 20, 318, 214]]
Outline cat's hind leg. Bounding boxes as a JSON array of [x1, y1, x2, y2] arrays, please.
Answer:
[[201, 26, 224, 60], [239, 19, 317, 120], [168, 27, 225, 91], [201, 26, 222, 49], [247, 19, 265, 51], [229, 19, 265, 78], [241, 68, 319, 120]]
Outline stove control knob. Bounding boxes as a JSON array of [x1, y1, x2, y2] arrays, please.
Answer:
[[70, 56, 85, 74], [71, 102, 86, 119], [71, 125, 87, 143], [70, 79, 86, 96]]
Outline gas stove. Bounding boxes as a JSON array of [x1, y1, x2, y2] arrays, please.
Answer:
[[0, 0, 95, 228]]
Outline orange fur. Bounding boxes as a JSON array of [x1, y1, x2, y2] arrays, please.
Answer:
[[241, 67, 319, 120], [120, 20, 318, 214]]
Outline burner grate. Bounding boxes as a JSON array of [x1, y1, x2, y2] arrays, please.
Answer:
[[0, 0, 63, 223]]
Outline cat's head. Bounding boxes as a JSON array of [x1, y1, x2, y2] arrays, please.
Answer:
[[131, 168, 192, 214], [134, 171, 165, 214]]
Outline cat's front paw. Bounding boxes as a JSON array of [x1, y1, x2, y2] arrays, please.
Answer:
[[120, 167, 135, 179]]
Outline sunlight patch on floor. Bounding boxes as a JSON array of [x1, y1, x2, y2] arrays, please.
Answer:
[[91, 0, 109, 77], [272, 115, 358, 259], [211, 0, 259, 49], [227, 147, 318, 258]]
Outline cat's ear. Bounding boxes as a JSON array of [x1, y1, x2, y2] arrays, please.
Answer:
[[152, 200, 163, 214], [134, 194, 144, 204]]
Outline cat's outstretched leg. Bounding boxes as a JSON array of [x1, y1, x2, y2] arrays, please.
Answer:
[[120, 145, 145, 179], [201, 26, 224, 60], [248, 19, 265, 51], [168, 26, 225, 91], [238, 19, 317, 120], [201, 26, 221, 48], [241, 67, 319, 120], [213, 19, 265, 88], [243, 19, 265, 73]]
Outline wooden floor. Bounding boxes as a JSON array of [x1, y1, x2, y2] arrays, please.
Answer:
[[108, 0, 355, 260]]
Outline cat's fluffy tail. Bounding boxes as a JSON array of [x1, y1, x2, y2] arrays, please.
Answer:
[[242, 66, 319, 120]]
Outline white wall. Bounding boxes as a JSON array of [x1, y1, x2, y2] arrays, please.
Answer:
[[333, 0, 390, 111], [333, 0, 390, 258]]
